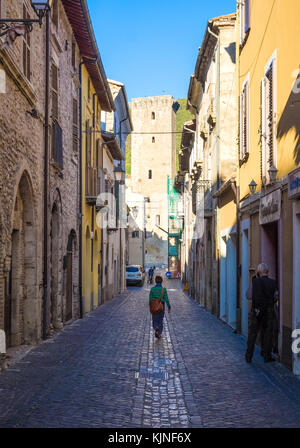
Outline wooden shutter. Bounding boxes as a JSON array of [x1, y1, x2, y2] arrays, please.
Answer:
[[22, 4, 31, 80], [260, 79, 264, 181], [73, 98, 78, 153], [240, 82, 249, 160], [243, 83, 248, 156], [266, 63, 274, 166], [52, 122, 63, 169], [51, 64, 58, 120], [72, 41, 76, 69], [86, 120, 91, 166]]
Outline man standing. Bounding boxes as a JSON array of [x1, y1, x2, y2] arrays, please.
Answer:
[[245, 263, 278, 363], [148, 267, 154, 284]]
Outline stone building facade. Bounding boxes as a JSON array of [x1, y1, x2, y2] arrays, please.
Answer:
[[130, 96, 177, 268], [0, 0, 46, 347], [102, 80, 132, 298], [45, 0, 82, 335], [177, 14, 237, 315], [0, 0, 108, 349]]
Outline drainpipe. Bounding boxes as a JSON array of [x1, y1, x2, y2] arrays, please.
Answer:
[[207, 24, 221, 317], [78, 60, 85, 319], [42, 11, 50, 340]]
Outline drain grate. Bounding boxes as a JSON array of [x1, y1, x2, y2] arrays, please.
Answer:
[[135, 368, 168, 380]]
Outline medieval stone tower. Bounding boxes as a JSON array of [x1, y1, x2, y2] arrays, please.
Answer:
[[130, 95, 177, 267]]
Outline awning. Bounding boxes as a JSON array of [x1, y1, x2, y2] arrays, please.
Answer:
[[101, 131, 124, 161], [62, 0, 115, 112]]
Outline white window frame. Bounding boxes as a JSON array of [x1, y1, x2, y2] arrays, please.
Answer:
[[261, 50, 277, 183], [239, 0, 251, 45], [239, 74, 250, 161]]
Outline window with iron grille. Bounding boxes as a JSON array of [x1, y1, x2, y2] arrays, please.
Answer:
[[22, 4, 31, 80], [132, 231, 139, 238], [239, 79, 249, 161], [52, 121, 63, 170], [51, 64, 59, 121], [73, 98, 78, 153], [261, 58, 276, 183]]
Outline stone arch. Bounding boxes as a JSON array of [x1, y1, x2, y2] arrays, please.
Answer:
[[65, 229, 77, 322], [5, 171, 38, 347], [50, 192, 63, 332]]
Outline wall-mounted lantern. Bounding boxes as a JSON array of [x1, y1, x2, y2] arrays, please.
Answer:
[[249, 179, 257, 196]]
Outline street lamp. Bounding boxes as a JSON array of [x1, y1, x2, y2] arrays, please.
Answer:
[[249, 179, 257, 196], [268, 165, 278, 184], [0, 0, 52, 38], [114, 165, 125, 185], [31, 1, 53, 24]]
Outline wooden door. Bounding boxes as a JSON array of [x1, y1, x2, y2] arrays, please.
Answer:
[[66, 252, 73, 322]]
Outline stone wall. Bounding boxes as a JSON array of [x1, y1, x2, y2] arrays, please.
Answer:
[[130, 96, 177, 267], [0, 0, 81, 347]]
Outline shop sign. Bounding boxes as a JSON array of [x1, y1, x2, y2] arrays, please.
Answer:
[[259, 189, 281, 225], [288, 167, 300, 200]]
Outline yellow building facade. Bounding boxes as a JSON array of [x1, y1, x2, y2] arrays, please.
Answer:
[[81, 65, 103, 314], [237, 0, 300, 372], [79, 25, 115, 314]]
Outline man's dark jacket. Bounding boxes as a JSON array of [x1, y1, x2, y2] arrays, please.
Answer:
[[252, 275, 278, 309]]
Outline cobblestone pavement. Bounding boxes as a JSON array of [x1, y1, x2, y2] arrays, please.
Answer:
[[1, 277, 300, 428]]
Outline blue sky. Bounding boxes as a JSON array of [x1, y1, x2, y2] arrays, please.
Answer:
[[87, 0, 236, 101]]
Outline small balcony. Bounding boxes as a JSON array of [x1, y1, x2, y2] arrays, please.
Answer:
[[85, 166, 102, 205]]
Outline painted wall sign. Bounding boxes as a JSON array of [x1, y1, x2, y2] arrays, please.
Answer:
[[259, 188, 281, 225], [288, 167, 300, 200]]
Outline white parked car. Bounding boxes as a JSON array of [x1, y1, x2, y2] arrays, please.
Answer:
[[126, 265, 145, 287]]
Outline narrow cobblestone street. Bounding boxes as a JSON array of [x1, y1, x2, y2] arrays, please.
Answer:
[[1, 278, 300, 428]]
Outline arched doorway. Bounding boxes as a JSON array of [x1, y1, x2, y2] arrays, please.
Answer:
[[65, 230, 77, 322], [5, 172, 37, 347], [85, 226, 91, 313], [92, 230, 99, 308]]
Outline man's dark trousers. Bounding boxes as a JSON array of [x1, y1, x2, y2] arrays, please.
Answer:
[[246, 307, 274, 361]]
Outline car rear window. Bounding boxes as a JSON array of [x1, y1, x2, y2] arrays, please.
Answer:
[[126, 267, 139, 272]]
